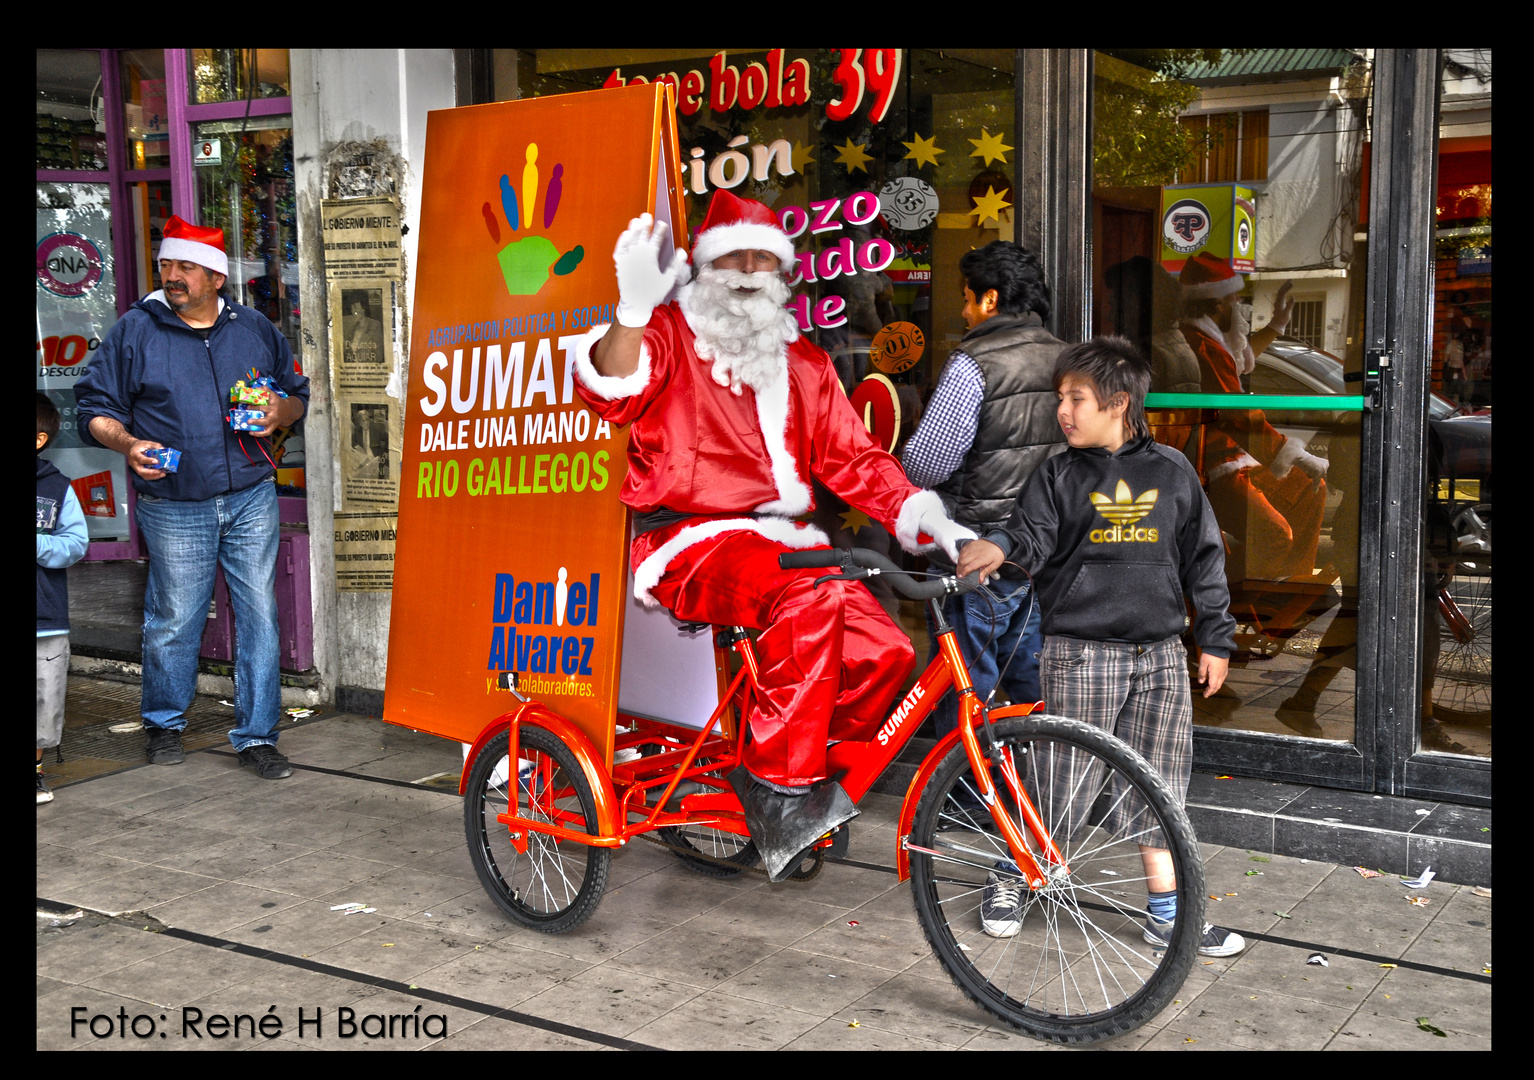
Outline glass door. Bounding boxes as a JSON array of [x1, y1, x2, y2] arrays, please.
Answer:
[[1408, 49, 1491, 797], [1090, 49, 1377, 787]]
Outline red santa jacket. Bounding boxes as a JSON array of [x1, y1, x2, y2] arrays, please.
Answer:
[[572, 303, 942, 601], [1182, 319, 1289, 473]]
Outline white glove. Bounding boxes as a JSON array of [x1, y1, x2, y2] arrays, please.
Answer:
[[919, 508, 978, 563], [613, 214, 687, 328], [1293, 451, 1328, 482], [1269, 437, 1328, 482]]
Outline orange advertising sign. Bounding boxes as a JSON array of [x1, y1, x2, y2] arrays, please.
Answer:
[[384, 84, 687, 758]]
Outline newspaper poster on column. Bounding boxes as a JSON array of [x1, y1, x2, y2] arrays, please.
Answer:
[[384, 83, 689, 756], [322, 196, 404, 591]]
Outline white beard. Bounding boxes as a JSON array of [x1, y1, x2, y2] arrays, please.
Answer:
[[677, 265, 798, 395]]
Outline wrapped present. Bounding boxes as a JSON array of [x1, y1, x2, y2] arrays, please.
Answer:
[[230, 380, 274, 407], [146, 447, 181, 473], [229, 408, 267, 432]]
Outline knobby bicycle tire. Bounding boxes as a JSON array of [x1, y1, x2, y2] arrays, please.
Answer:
[[464, 727, 610, 933], [661, 824, 760, 877], [1432, 564, 1492, 727], [908, 715, 1203, 1044]]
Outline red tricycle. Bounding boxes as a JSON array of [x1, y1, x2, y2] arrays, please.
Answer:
[[459, 548, 1205, 1044]]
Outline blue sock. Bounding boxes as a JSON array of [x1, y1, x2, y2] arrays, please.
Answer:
[[1147, 890, 1177, 923]]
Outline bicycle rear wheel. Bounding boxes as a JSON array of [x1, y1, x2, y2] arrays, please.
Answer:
[[464, 726, 610, 933], [1431, 562, 1492, 727], [908, 716, 1203, 1044], [661, 824, 760, 877]]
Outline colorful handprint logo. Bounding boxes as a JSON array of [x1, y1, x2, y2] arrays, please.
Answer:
[[482, 142, 584, 296]]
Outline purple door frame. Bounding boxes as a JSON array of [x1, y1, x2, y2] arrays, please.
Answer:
[[37, 49, 293, 561]]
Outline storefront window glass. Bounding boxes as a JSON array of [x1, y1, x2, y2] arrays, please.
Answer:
[[502, 48, 1016, 651], [194, 117, 303, 490], [1420, 49, 1491, 758], [37, 49, 107, 171], [189, 49, 290, 105], [1092, 49, 1372, 745], [120, 49, 168, 171], [507, 49, 1015, 402], [127, 180, 172, 303], [37, 181, 130, 539], [193, 118, 298, 346]]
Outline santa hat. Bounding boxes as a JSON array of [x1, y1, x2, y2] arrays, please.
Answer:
[[157, 216, 229, 277], [689, 189, 798, 271], [1178, 251, 1243, 300]]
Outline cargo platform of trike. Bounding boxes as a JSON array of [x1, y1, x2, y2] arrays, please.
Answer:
[[458, 547, 1206, 1045]]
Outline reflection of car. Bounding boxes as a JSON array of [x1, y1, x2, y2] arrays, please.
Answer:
[[1253, 339, 1492, 729], [1250, 339, 1492, 553]]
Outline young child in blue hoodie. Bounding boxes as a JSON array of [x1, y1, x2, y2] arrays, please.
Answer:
[[37, 394, 89, 804]]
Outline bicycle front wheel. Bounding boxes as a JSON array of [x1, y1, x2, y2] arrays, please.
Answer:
[[464, 726, 610, 934], [908, 716, 1204, 1044]]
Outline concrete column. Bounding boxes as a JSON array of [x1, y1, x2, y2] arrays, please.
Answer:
[[291, 49, 456, 712]]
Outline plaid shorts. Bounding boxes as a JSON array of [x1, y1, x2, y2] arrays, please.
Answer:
[[1036, 635, 1192, 849]]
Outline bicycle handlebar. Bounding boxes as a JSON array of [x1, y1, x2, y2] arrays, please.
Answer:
[[778, 547, 985, 601]]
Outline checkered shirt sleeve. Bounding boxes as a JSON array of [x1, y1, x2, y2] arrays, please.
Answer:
[[901, 350, 985, 488]]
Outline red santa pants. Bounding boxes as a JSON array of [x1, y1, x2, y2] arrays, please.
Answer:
[[639, 527, 915, 788]]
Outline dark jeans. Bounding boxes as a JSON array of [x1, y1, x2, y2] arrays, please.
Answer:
[[927, 578, 1042, 739]]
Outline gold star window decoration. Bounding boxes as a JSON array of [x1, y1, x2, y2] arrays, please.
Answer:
[[791, 140, 816, 174], [968, 128, 1012, 168], [833, 138, 875, 174], [901, 133, 944, 169], [969, 185, 1012, 227]]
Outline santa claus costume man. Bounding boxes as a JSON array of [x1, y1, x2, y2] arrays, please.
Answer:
[[572, 190, 972, 881], [1177, 252, 1328, 584]]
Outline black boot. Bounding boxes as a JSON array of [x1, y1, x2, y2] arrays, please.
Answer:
[[729, 768, 859, 883]]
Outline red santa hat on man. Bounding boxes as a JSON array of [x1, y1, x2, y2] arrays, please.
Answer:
[[157, 215, 229, 277], [689, 189, 798, 271], [1178, 251, 1244, 300]]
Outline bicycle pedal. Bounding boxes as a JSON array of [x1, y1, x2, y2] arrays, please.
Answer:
[[826, 823, 851, 861]]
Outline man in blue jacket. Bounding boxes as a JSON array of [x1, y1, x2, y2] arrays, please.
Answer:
[[76, 216, 309, 779]]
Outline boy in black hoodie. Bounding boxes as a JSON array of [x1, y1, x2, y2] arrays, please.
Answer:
[[957, 337, 1244, 956], [37, 394, 89, 804]]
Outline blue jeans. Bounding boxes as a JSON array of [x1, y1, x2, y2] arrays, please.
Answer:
[[136, 481, 282, 751], [928, 578, 1042, 739]]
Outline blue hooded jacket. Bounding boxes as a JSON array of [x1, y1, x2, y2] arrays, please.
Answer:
[[75, 292, 309, 502]]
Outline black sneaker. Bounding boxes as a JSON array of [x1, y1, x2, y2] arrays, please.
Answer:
[[1143, 914, 1247, 957], [36, 768, 54, 805], [145, 727, 186, 766], [237, 744, 293, 779]]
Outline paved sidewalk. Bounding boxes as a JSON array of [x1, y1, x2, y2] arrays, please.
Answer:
[[37, 705, 1491, 1051]]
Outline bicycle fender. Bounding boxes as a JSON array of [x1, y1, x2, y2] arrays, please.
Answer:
[[894, 702, 1041, 881], [459, 702, 623, 840]]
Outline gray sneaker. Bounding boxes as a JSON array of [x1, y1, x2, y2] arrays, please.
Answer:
[[1143, 914, 1246, 957], [145, 727, 186, 766], [237, 744, 293, 780], [36, 768, 54, 805]]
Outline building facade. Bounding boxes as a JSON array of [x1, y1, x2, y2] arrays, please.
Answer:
[[36, 48, 1490, 809]]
